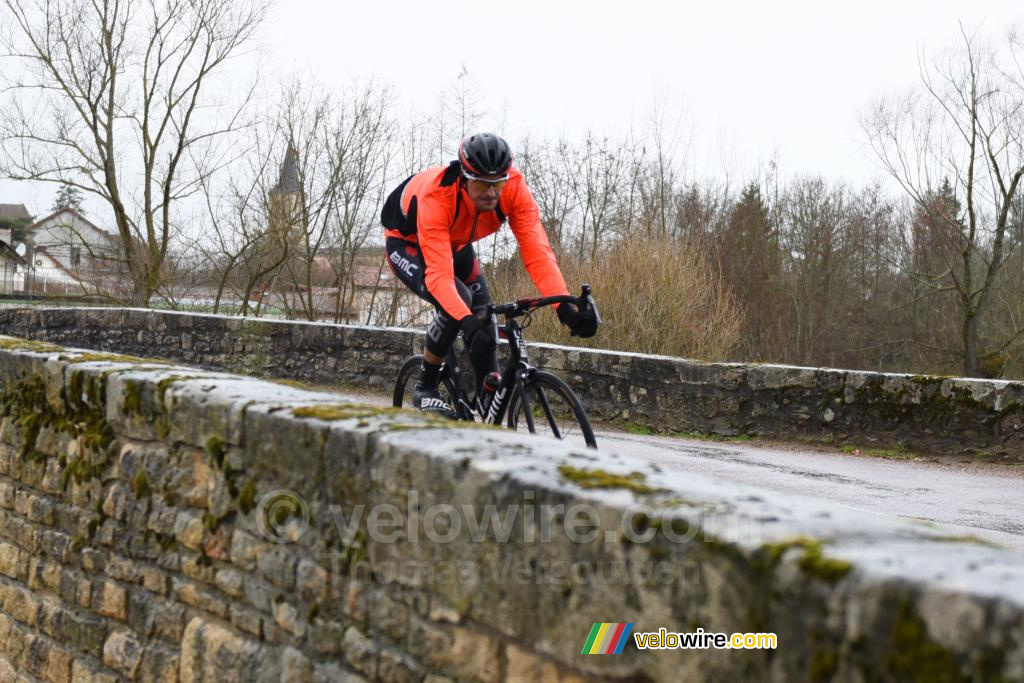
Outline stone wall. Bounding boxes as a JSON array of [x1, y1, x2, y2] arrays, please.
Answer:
[[0, 336, 1022, 682], [1, 307, 1023, 460]]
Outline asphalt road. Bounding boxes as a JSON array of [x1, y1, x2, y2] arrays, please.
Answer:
[[592, 428, 1024, 551], [335, 386, 1024, 552]]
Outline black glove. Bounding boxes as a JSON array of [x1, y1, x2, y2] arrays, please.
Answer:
[[557, 302, 598, 338], [460, 312, 497, 353]]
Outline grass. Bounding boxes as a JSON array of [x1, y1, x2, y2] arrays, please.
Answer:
[[841, 444, 916, 460]]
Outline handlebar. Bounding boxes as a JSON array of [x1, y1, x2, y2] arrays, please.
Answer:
[[488, 285, 601, 326]]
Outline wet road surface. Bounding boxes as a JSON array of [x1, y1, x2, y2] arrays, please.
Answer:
[[338, 387, 1024, 551], [593, 428, 1024, 551]]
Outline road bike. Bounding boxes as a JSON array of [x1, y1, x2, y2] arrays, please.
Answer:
[[393, 286, 600, 449]]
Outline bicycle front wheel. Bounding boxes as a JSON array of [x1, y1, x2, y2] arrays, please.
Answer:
[[506, 371, 597, 449]]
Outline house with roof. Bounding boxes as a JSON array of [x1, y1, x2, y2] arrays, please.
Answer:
[[22, 208, 126, 296], [0, 204, 31, 293], [0, 203, 32, 227]]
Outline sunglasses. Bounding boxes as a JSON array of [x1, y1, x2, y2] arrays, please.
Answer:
[[463, 171, 508, 193]]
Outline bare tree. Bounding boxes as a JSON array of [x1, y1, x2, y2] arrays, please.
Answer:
[[515, 136, 576, 257], [562, 132, 631, 263], [191, 143, 294, 316], [862, 27, 1024, 376], [325, 81, 397, 323], [779, 177, 848, 365], [0, 0, 268, 305]]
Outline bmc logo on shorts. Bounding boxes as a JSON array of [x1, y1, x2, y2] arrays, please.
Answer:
[[389, 251, 418, 278], [420, 397, 449, 411]]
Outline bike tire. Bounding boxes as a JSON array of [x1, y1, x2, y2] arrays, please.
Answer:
[[392, 356, 464, 418], [506, 371, 597, 449]]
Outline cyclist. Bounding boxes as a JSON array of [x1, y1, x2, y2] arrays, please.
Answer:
[[382, 132, 598, 418]]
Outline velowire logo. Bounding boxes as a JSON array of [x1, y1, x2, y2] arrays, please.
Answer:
[[581, 623, 634, 655]]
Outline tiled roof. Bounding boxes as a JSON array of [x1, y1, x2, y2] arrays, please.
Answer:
[[0, 204, 31, 222]]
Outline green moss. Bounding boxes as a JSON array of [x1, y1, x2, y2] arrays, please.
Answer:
[[155, 532, 177, 551], [809, 649, 838, 682], [121, 381, 142, 416], [0, 338, 64, 352], [307, 602, 321, 622], [272, 378, 314, 391], [264, 491, 301, 528], [63, 351, 152, 364], [924, 534, 995, 546], [623, 422, 655, 435], [237, 480, 257, 515], [205, 436, 227, 469], [799, 543, 853, 583], [882, 600, 964, 682], [654, 497, 691, 508], [156, 375, 188, 401], [82, 418, 114, 452], [131, 470, 151, 498], [759, 537, 852, 584], [557, 464, 667, 494], [842, 443, 915, 460], [293, 403, 403, 421], [203, 512, 221, 531]]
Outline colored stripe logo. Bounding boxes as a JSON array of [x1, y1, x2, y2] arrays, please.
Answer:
[[581, 622, 634, 654]]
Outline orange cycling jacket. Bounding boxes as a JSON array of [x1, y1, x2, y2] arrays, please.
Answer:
[[382, 161, 568, 321]]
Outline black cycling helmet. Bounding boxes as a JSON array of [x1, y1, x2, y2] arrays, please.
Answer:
[[459, 133, 513, 177]]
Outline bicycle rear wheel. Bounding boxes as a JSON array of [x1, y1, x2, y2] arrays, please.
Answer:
[[393, 356, 465, 418], [506, 371, 597, 449]]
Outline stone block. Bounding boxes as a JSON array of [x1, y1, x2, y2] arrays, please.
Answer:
[[106, 556, 141, 583], [506, 644, 588, 683], [95, 580, 128, 621], [377, 647, 424, 683], [273, 599, 306, 638], [256, 545, 296, 591], [342, 626, 379, 678], [174, 512, 205, 552], [281, 646, 313, 683], [70, 659, 119, 683], [173, 578, 228, 619], [103, 630, 142, 679], [1, 583, 40, 625], [179, 617, 280, 683], [295, 558, 327, 600], [229, 530, 262, 571], [139, 645, 180, 683], [42, 641, 74, 683], [0, 541, 26, 579], [0, 480, 14, 508], [62, 611, 108, 658], [141, 567, 168, 595], [228, 604, 262, 638], [313, 663, 367, 683], [151, 600, 187, 644], [213, 569, 244, 598]]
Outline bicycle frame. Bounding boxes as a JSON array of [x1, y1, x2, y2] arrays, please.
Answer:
[[440, 284, 600, 428], [445, 315, 533, 426]]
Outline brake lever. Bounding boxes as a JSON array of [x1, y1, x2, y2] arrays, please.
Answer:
[[578, 284, 602, 326]]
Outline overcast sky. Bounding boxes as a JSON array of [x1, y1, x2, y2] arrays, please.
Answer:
[[2, 0, 1022, 217]]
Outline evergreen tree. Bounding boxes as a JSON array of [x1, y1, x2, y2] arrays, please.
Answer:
[[51, 184, 85, 214], [719, 182, 783, 359]]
